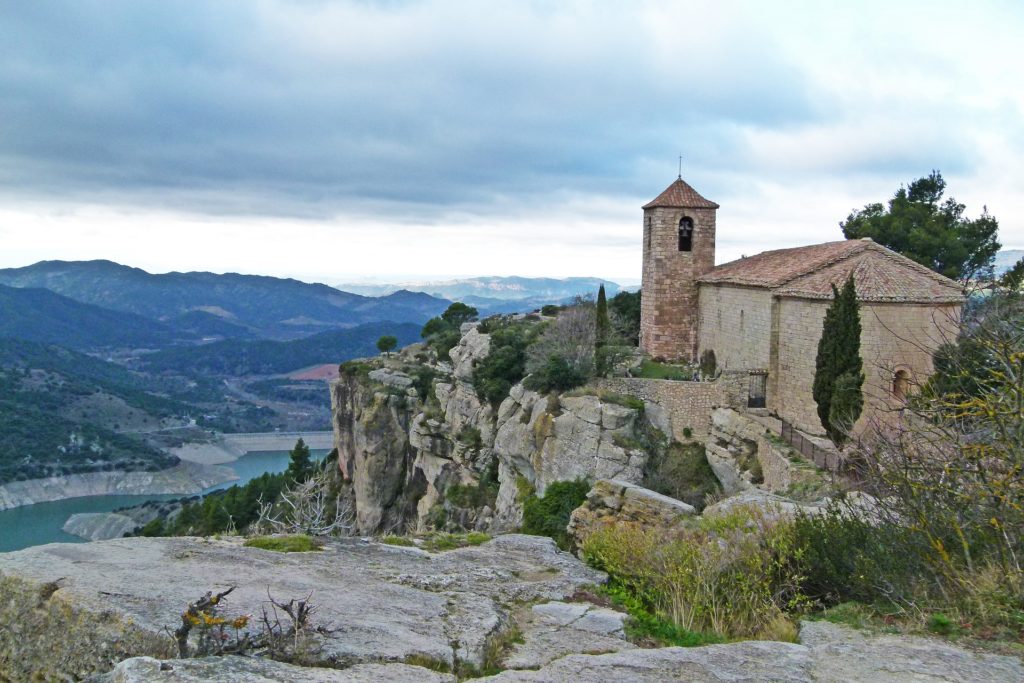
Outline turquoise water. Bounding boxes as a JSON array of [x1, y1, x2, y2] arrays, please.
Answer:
[[0, 449, 327, 553]]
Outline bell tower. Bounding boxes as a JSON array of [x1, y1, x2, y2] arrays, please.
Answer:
[[639, 177, 718, 361]]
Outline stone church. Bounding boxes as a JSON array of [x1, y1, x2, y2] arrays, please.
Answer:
[[639, 177, 964, 436]]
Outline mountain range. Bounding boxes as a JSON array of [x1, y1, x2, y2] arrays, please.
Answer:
[[0, 260, 451, 340], [335, 275, 623, 302]]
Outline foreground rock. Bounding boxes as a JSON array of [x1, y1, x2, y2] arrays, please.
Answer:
[[88, 656, 454, 682], [481, 620, 1023, 683], [0, 534, 602, 680]]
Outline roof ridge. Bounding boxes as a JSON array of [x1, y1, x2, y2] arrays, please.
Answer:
[[752, 239, 868, 288], [861, 241, 963, 291]]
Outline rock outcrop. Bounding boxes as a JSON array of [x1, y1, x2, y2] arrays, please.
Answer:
[[480, 620, 1022, 682], [88, 656, 454, 682], [331, 323, 651, 535], [0, 534, 604, 681], [567, 479, 696, 549]]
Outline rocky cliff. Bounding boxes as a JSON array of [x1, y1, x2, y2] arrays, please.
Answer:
[[331, 325, 655, 535]]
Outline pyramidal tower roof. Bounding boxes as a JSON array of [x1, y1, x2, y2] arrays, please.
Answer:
[[643, 177, 719, 210]]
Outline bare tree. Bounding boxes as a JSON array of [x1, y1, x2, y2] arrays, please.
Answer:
[[526, 303, 596, 377], [255, 468, 355, 537]]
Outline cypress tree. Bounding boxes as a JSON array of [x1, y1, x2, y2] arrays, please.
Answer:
[[595, 284, 610, 376], [812, 276, 864, 444]]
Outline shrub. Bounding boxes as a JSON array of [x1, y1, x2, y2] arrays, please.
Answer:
[[582, 508, 808, 639], [472, 318, 539, 405], [521, 478, 591, 550], [540, 304, 561, 316], [524, 355, 588, 393], [381, 535, 415, 547]]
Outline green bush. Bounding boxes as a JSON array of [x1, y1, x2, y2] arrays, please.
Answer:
[[790, 503, 929, 607], [540, 304, 561, 316], [471, 319, 539, 405], [521, 478, 590, 550], [524, 355, 588, 393]]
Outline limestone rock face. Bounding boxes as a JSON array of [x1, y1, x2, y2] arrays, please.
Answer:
[[567, 479, 696, 549], [332, 373, 420, 534], [87, 656, 454, 682], [0, 534, 604, 681], [449, 327, 491, 380], [332, 329, 649, 535]]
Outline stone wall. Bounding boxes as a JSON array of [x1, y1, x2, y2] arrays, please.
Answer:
[[640, 205, 716, 361], [697, 283, 772, 371], [591, 377, 724, 442], [773, 297, 961, 436]]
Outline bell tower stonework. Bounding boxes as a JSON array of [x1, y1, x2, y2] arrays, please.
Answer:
[[639, 177, 718, 361]]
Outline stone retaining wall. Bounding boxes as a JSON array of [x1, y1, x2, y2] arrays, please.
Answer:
[[591, 377, 724, 441]]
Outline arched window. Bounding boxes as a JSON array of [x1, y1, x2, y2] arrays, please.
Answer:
[[892, 369, 911, 401], [678, 217, 693, 252]]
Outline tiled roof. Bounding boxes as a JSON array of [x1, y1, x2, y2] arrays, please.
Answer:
[[643, 178, 720, 209], [699, 239, 964, 303]]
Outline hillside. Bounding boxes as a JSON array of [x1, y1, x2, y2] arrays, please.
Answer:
[[141, 321, 422, 376], [0, 260, 451, 339], [0, 284, 184, 350], [0, 339, 185, 483]]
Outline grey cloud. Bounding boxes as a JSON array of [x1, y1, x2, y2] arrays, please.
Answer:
[[0, 1, 827, 219]]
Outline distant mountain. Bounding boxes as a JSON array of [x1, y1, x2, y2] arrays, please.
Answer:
[[995, 249, 1024, 275], [0, 260, 451, 339], [142, 321, 422, 376], [336, 276, 621, 302], [0, 284, 183, 350]]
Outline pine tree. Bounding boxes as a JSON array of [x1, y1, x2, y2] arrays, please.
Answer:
[[595, 284, 610, 376], [812, 276, 864, 445], [285, 438, 314, 483]]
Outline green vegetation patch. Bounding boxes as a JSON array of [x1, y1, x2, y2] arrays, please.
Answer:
[[642, 441, 721, 512], [633, 359, 691, 381], [521, 478, 590, 550], [244, 534, 322, 553]]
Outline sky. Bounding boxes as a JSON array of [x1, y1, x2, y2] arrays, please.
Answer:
[[0, 0, 1021, 285]]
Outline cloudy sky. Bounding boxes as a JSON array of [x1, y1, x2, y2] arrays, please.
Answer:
[[0, 0, 1021, 284]]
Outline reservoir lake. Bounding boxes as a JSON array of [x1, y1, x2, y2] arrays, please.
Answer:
[[0, 449, 328, 553]]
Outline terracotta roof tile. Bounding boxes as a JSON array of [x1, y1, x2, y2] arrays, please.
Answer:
[[699, 239, 964, 303], [643, 178, 720, 209]]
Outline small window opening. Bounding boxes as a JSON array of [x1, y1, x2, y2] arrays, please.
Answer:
[[893, 369, 911, 401], [678, 217, 693, 252], [645, 216, 652, 250]]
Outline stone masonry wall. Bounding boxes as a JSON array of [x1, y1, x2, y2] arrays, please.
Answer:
[[773, 298, 961, 436], [697, 283, 773, 371], [640, 205, 716, 361], [592, 377, 724, 442]]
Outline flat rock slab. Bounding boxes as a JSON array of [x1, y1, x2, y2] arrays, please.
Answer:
[[483, 620, 1023, 683], [88, 656, 454, 682], [0, 534, 603, 680], [505, 600, 633, 670]]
